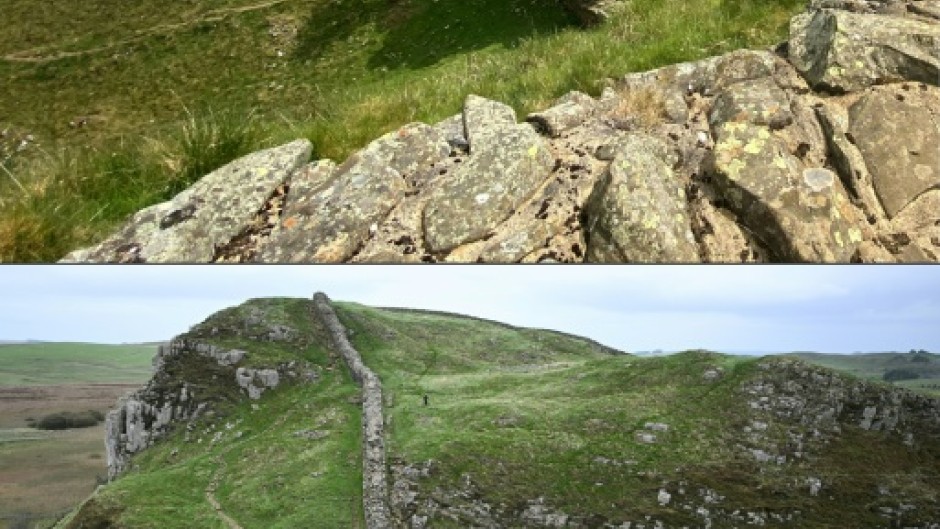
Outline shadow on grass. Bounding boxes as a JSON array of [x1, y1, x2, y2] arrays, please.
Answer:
[[292, 0, 579, 71]]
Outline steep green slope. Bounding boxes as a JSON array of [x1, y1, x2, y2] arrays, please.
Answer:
[[59, 298, 365, 529]]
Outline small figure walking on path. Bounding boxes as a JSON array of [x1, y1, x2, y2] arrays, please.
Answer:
[[423, 394, 429, 406]]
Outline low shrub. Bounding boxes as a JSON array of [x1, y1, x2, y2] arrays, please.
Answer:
[[33, 410, 105, 430]]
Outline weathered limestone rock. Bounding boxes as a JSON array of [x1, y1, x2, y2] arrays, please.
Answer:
[[583, 134, 698, 262], [259, 123, 450, 262], [235, 367, 280, 400], [154, 340, 246, 371], [526, 91, 597, 137], [423, 100, 554, 253], [60, 140, 312, 263], [847, 87, 940, 218], [562, 0, 627, 26], [708, 78, 795, 130], [813, 101, 887, 220], [462, 95, 517, 150], [789, 9, 940, 92]]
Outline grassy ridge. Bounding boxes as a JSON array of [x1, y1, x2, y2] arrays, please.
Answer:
[[336, 303, 940, 527], [0, 0, 805, 261], [0, 343, 156, 386]]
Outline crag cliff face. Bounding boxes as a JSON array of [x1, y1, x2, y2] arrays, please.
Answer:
[[63, 0, 940, 263]]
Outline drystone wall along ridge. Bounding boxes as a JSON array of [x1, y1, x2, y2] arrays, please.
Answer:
[[311, 292, 391, 529], [62, 0, 940, 263]]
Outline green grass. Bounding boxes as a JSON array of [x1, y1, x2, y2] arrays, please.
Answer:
[[0, 343, 156, 386], [93, 370, 363, 529], [0, 0, 806, 261]]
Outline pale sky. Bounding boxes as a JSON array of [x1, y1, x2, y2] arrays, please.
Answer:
[[0, 266, 937, 354]]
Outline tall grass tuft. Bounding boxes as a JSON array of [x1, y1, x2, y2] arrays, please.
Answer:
[[0, 106, 269, 262], [168, 106, 269, 197]]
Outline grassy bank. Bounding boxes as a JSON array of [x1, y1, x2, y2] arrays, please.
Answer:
[[0, 0, 805, 261]]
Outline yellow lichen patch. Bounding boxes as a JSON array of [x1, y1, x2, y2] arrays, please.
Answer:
[[834, 231, 844, 247], [848, 227, 863, 243], [642, 213, 660, 230], [724, 159, 747, 180], [527, 145, 539, 157], [743, 136, 766, 155], [773, 156, 788, 170]]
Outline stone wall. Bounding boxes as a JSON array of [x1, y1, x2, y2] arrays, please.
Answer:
[[311, 292, 392, 529], [62, 0, 940, 263]]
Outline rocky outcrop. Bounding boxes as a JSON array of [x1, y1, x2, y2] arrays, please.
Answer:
[[61, 140, 312, 263], [311, 292, 391, 529], [234, 367, 280, 400], [105, 326, 308, 479], [62, 0, 940, 263]]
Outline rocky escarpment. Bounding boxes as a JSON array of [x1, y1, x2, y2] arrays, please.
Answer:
[[105, 303, 319, 480], [312, 292, 392, 529], [61, 0, 940, 263]]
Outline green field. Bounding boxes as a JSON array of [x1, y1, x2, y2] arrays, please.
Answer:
[[0, 0, 806, 261], [791, 351, 940, 397], [0, 343, 156, 386]]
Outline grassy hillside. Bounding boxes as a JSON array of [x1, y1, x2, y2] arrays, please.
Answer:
[[0, 343, 156, 386], [54, 299, 940, 528], [792, 351, 940, 397], [58, 298, 366, 529], [336, 304, 940, 527], [0, 0, 805, 261]]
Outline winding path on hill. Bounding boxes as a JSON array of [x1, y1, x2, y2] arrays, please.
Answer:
[[1, 0, 290, 64], [312, 292, 392, 529], [205, 454, 245, 529]]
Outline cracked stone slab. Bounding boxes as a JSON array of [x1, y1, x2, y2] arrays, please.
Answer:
[[258, 123, 450, 262], [583, 133, 699, 262], [789, 9, 940, 92], [423, 124, 554, 253], [462, 94, 517, 151], [848, 87, 940, 218], [526, 91, 597, 137], [60, 139, 312, 263], [711, 122, 862, 261]]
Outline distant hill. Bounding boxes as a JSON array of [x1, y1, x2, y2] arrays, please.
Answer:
[[790, 351, 940, 397], [58, 296, 940, 529]]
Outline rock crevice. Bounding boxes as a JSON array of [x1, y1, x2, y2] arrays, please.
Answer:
[[311, 292, 391, 529]]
